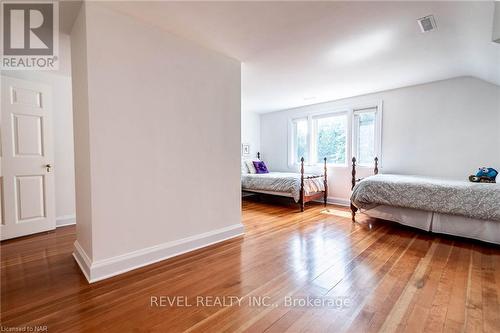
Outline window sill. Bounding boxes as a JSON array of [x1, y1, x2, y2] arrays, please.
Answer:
[[290, 163, 348, 168]]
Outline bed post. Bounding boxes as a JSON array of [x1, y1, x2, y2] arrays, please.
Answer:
[[351, 157, 357, 190], [323, 157, 328, 207], [300, 157, 305, 212], [257, 152, 260, 160], [374, 157, 379, 175], [350, 157, 358, 222]]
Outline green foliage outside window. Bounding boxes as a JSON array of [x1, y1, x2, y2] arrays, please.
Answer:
[[316, 116, 346, 164]]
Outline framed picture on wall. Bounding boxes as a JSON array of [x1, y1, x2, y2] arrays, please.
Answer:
[[242, 143, 250, 156]]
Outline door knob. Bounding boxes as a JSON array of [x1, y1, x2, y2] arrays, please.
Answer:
[[45, 164, 52, 172]]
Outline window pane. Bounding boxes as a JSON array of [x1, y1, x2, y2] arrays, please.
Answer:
[[315, 115, 347, 164], [356, 112, 376, 165], [294, 119, 308, 163]]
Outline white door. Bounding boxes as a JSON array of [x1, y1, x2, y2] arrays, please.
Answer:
[[1, 76, 56, 240]]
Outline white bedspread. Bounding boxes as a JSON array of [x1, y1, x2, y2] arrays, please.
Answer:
[[241, 172, 325, 202]]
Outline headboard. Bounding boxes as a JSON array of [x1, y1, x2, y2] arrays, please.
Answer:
[[351, 157, 379, 190]]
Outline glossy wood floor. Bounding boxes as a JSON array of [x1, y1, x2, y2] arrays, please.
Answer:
[[1, 200, 500, 332]]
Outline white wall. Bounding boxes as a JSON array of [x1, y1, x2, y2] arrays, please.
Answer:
[[1, 34, 76, 224], [241, 111, 261, 158], [71, 2, 242, 281], [261, 77, 500, 203]]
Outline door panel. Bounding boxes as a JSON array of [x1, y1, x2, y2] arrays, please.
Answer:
[[12, 87, 43, 108], [13, 114, 44, 156], [16, 175, 46, 222], [1, 76, 55, 240]]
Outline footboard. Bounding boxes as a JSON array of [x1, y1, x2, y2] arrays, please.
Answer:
[[299, 157, 328, 212], [350, 157, 379, 222], [252, 153, 328, 212]]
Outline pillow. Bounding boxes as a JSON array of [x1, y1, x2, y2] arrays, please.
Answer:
[[253, 160, 269, 174], [245, 160, 258, 174], [241, 160, 249, 174]]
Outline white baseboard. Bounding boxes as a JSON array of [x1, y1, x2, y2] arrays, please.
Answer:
[[56, 215, 76, 227], [73, 223, 245, 283], [73, 241, 92, 282], [313, 197, 350, 207], [326, 197, 350, 207]]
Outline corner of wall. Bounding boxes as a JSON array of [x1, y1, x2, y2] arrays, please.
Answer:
[[241, 111, 261, 158], [70, 2, 94, 261]]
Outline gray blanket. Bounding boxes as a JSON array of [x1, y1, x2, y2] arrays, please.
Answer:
[[351, 174, 500, 221], [241, 172, 325, 202]]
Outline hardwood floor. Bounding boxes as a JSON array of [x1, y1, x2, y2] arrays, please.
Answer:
[[1, 200, 499, 332]]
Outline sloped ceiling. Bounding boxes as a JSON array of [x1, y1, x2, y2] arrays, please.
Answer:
[[92, 1, 500, 113], [60, 0, 82, 34]]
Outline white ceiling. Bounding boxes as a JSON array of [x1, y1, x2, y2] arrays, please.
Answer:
[[92, 1, 500, 113]]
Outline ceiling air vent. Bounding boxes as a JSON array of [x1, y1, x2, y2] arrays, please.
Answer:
[[417, 15, 437, 33]]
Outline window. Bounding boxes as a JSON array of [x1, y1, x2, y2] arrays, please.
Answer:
[[292, 118, 309, 163], [353, 108, 377, 166], [289, 103, 381, 167], [314, 114, 347, 165]]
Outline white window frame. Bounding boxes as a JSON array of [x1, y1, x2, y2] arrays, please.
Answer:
[[289, 117, 309, 166], [287, 101, 382, 169], [352, 102, 383, 167]]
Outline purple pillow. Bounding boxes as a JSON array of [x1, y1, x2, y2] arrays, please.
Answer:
[[253, 160, 269, 174]]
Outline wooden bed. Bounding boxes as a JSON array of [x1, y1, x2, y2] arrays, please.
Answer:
[[349, 157, 500, 244], [242, 152, 328, 212]]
